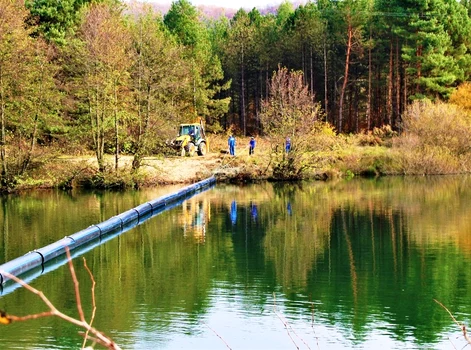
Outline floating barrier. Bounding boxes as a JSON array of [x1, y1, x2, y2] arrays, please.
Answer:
[[0, 176, 216, 290]]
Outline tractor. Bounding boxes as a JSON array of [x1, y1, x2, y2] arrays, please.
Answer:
[[170, 120, 208, 156]]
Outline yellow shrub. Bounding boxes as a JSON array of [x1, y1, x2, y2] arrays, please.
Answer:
[[401, 100, 471, 156], [450, 82, 471, 111], [394, 100, 471, 174]]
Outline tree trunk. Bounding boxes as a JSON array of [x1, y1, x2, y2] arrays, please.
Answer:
[[21, 114, 39, 175], [416, 44, 422, 95], [324, 32, 328, 123], [114, 81, 119, 173], [93, 84, 105, 173], [348, 85, 353, 132], [402, 63, 407, 132], [302, 42, 306, 85], [387, 38, 393, 126], [240, 44, 246, 136], [133, 34, 143, 172], [310, 45, 314, 96], [266, 63, 269, 101], [0, 81, 6, 182], [395, 37, 401, 128], [375, 65, 382, 127], [354, 87, 359, 133], [255, 69, 261, 134], [367, 29, 372, 131], [339, 21, 352, 133]]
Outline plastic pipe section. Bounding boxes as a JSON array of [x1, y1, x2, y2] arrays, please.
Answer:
[[0, 176, 216, 286]]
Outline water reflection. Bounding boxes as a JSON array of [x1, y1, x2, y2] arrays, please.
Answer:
[[230, 200, 237, 225], [1, 177, 471, 349], [250, 202, 258, 221], [181, 198, 209, 243]]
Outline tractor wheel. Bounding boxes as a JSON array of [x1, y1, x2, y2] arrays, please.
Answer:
[[197, 142, 207, 156], [187, 142, 196, 156]]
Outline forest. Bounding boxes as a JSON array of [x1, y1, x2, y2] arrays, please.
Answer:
[[2, 0, 471, 190]]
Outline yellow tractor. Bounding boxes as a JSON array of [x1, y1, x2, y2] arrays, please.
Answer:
[[170, 120, 208, 156]]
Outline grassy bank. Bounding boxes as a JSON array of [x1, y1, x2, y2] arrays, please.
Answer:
[[9, 135, 467, 192], [6, 101, 471, 192]]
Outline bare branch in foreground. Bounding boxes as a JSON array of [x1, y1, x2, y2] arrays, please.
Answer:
[[0, 247, 121, 350], [67, 247, 86, 323], [82, 257, 97, 349], [434, 298, 471, 346], [202, 321, 232, 350], [273, 292, 312, 350]]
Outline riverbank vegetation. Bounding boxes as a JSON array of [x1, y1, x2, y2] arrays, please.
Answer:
[[2, 0, 471, 191]]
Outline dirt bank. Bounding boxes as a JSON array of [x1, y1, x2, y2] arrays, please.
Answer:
[[24, 137, 272, 190], [110, 137, 272, 185], [62, 145, 268, 186], [137, 153, 225, 183]]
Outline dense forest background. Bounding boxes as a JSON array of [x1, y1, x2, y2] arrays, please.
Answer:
[[2, 0, 471, 187]]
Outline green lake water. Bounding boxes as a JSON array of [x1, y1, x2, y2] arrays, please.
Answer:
[[0, 176, 471, 349]]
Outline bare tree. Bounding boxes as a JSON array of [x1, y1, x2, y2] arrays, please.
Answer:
[[260, 66, 322, 179], [78, 3, 132, 173]]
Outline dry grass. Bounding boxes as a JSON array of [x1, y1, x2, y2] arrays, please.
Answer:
[[392, 101, 471, 175], [15, 101, 471, 190]]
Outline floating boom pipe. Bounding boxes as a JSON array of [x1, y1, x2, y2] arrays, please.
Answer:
[[0, 176, 216, 288]]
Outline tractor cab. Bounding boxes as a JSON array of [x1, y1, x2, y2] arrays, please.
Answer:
[[170, 121, 208, 157], [179, 124, 201, 141]]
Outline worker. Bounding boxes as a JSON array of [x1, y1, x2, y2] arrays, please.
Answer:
[[189, 126, 195, 141], [249, 137, 256, 155], [285, 137, 291, 153], [228, 135, 236, 156]]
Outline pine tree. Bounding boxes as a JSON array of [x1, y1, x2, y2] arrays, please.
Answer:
[[164, 0, 229, 124], [25, 0, 95, 45], [399, 0, 471, 100]]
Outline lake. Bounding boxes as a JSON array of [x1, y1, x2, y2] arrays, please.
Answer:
[[0, 176, 470, 349]]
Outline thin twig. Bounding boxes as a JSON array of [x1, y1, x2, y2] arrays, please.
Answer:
[[82, 257, 97, 349], [202, 321, 232, 350], [434, 299, 471, 345], [310, 299, 321, 350], [0, 249, 122, 350], [447, 337, 458, 350], [273, 292, 301, 349], [275, 294, 313, 350], [8, 311, 54, 322], [273, 309, 299, 349], [0, 271, 120, 349], [311, 301, 315, 328], [274, 308, 312, 350], [66, 248, 86, 323]]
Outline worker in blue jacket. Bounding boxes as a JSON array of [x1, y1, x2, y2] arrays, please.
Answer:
[[228, 135, 236, 156], [285, 137, 291, 153], [249, 137, 256, 155]]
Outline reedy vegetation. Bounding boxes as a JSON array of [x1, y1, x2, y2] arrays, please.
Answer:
[[1, 0, 471, 190]]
